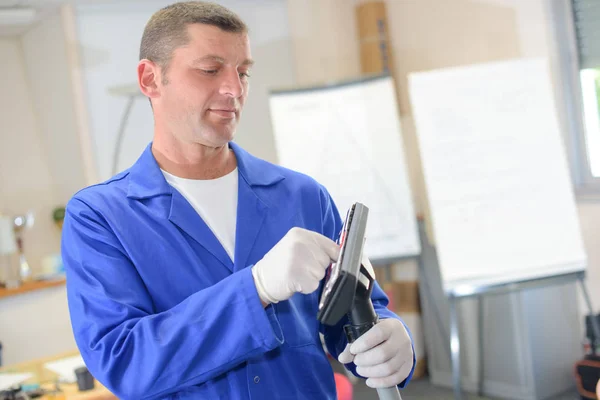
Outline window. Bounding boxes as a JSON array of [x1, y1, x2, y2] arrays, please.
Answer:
[[579, 68, 600, 177], [552, 0, 600, 196], [573, 0, 600, 181]]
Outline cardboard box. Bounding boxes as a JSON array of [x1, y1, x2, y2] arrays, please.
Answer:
[[355, 1, 394, 75], [383, 281, 421, 314], [398, 313, 427, 379], [413, 357, 428, 379]]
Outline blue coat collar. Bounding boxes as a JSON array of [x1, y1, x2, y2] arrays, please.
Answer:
[[127, 141, 285, 199], [125, 141, 284, 272]]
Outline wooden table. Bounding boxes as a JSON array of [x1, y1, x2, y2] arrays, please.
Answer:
[[0, 350, 117, 400]]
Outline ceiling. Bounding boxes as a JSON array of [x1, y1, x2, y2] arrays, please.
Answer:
[[0, 0, 63, 36], [0, 0, 120, 36]]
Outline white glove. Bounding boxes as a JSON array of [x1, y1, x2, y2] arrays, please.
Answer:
[[338, 318, 414, 388], [251, 227, 339, 304]]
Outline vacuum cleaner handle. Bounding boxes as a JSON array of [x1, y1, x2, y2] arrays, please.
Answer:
[[376, 387, 402, 400], [344, 302, 403, 400], [344, 322, 403, 400]]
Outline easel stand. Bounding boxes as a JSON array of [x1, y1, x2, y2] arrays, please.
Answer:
[[447, 271, 599, 400]]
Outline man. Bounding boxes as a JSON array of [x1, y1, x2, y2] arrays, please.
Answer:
[[62, 2, 415, 399]]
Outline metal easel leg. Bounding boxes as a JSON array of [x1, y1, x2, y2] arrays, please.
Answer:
[[579, 274, 600, 349], [417, 250, 451, 360], [449, 295, 464, 400], [478, 296, 484, 397]]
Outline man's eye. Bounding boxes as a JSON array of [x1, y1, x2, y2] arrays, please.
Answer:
[[239, 72, 251, 78], [201, 69, 218, 75]]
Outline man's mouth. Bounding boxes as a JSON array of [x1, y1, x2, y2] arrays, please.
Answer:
[[209, 108, 237, 118]]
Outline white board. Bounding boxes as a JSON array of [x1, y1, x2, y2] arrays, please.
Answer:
[[408, 58, 587, 293], [269, 76, 420, 261]]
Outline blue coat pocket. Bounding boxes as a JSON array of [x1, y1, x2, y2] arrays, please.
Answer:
[[275, 292, 319, 348]]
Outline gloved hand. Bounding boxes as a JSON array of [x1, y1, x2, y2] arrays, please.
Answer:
[[338, 318, 414, 388], [251, 227, 339, 304]]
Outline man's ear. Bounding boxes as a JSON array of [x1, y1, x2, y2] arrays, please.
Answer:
[[137, 59, 161, 100]]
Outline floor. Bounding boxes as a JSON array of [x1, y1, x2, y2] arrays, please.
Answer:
[[330, 360, 582, 400], [351, 378, 581, 400]]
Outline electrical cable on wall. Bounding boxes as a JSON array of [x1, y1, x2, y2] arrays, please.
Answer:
[[111, 95, 137, 175], [107, 84, 144, 176]]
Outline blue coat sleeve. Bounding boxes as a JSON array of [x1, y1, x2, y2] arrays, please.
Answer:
[[62, 198, 284, 400], [316, 188, 416, 388]]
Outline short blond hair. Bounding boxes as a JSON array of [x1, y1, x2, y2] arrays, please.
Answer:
[[140, 1, 248, 83]]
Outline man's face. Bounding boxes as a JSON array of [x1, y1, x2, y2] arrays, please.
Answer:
[[155, 24, 252, 147]]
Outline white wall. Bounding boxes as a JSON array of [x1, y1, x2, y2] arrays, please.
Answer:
[[0, 38, 76, 366], [0, 287, 75, 366], [287, 0, 361, 86], [21, 8, 89, 204], [75, 0, 296, 181], [0, 39, 61, 276], [0, 8, 91, 275], [0, 10, 93, 365]]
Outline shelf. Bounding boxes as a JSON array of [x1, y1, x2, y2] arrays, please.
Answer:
[[0, 278, 66, 300]]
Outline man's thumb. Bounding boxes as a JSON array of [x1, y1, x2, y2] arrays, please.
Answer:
[[338, 343, 354, 364]]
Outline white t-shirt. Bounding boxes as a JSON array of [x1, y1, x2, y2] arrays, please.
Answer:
[[161, 168, 238, 262]]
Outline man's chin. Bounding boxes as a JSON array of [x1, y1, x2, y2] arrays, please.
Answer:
[[195, 121, 237, 144], [206, 129, 237, 147]]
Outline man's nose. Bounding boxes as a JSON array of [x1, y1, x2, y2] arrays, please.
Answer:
[[219, 68, 244, 98]]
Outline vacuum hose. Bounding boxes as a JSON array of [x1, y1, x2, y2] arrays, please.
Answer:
[[344, 265, 402, 400]]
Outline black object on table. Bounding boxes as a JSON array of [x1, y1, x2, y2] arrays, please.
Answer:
[[75, 366, 95, 391]]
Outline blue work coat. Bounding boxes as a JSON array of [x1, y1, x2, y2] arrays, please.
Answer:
[[62, 142, 415, 400]]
